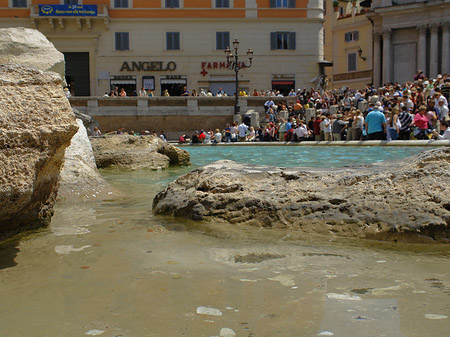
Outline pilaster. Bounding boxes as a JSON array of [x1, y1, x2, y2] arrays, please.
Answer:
[[382, 29, 391, 85], [429, 23, 439, 77], [417, 25, 427, 75]]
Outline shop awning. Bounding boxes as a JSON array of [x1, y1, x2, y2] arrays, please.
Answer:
[[110, 80, 136, 84], [272, 81, 295, 85], [160, 79, 187, 84]]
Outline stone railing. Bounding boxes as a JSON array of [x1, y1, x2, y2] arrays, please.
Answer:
[[69, 96, 300, 116], [69, 96, 299, 138]]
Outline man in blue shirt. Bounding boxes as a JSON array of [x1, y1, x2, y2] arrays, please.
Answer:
[[285, 119, 292, 133], [364, 103, 386, 140]]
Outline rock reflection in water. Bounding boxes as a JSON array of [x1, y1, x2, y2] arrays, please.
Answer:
[[0, 168, 448, 337]]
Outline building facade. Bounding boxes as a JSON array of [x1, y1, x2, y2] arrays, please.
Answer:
[[0, 0, 325, 96], [369, 0, 450, 86], [323, 0, 373, 90]]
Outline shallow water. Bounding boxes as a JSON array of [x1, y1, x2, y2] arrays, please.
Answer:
[[184, 146, 431, 168], [0, 148, 449, 337]]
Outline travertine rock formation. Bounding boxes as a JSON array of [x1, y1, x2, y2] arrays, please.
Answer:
[[0, 27, 65, 81], [157, 142, 190, 166], [90, 135, 190, 170], [153, 148, 450, 243], [59, 119, 116, 201], [0, 64, 78, 239]]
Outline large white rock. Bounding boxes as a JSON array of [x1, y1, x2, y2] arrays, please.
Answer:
[[0, 27, 65, 81], [58, 119, 116, 201]]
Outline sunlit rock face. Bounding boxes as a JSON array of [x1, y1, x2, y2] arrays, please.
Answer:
[[90, 135, 190, 170], [153, 148, 450, 243], [0, 64, 78, 239], [0, 27, 65, 82]]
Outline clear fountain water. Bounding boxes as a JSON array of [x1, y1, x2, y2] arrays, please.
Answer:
[[0, 146, 448, 337]]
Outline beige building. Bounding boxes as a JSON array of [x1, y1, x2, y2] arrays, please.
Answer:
[[324, 0, 373, 90], [369, 0, 450, 86], [0, 0, 326, 97]]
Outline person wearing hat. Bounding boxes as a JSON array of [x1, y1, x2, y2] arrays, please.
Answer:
[[364, 102, 386, 140], [331, 114, 348, 141]]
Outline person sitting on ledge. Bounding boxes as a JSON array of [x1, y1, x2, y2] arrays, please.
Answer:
[[432, 120, 450, 140], [192, 131, 200, 144], [213, 129, 222, 143]]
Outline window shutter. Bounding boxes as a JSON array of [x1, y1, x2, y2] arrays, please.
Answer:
[[216, 32, 220, 50], [224, 32, 230, 49], [270, 32, 277, 50], [345, 33, 349, 42], [288, 0, 296, 8], [165, 0, 172, 7], [166, 32, 172, 50], [270, 0, 276, 8], [174, 32, 180, 50], [124, 33, 129, 50], [174, 0, 180, 7], [355, 31, 359, 41], [115, 33, 121, 50], [288, 32, 296, 50]]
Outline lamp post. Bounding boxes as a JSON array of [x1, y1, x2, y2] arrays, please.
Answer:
[[224, 39, 253, 115]]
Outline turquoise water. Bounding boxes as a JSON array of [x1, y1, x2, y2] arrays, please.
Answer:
[[184, 146, 431, 168]]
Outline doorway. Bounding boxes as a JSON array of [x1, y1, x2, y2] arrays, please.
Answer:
[[64, 52, 90, 96]]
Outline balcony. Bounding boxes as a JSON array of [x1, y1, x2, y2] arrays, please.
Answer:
[[29, 4, 109, 32]]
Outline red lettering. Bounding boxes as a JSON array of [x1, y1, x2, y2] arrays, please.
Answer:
[[219, 62, 226, 68], [201, 62, 206, 69], [207, 62, 212, 69], [213, 62, 218, 69]]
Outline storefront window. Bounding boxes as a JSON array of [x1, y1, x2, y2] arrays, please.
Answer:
[[161, 77, 187, 96], [111, 75, 136, 96]]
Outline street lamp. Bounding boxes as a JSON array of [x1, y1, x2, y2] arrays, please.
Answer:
[[224, 39, 253, 115]]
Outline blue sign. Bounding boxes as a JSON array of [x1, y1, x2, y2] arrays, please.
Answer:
[[38, 5, 98, 17]]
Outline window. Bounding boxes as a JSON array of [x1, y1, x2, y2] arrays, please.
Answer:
[[215, 0, 229, 7], [115, 32, 129, 51], [270, 32, 296, 50], [270, 0, 295, 8], [64, 0, 79, 4], [165, 0, 179, 8], [348, 53, 357, 72], [166, 32, 180, 50], [12, 0, 27, 7], [345, 31, 359, 42], [216, 32, 230, 50], [114, 0, 129, 8]]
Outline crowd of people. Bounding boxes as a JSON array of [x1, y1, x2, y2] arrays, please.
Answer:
[[179, 72, 450, 143]]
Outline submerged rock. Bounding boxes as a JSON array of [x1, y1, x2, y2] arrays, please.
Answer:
[[153, 148, 450, 243], [90, 135, 190, 170], [0, 64, 78, 239]]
